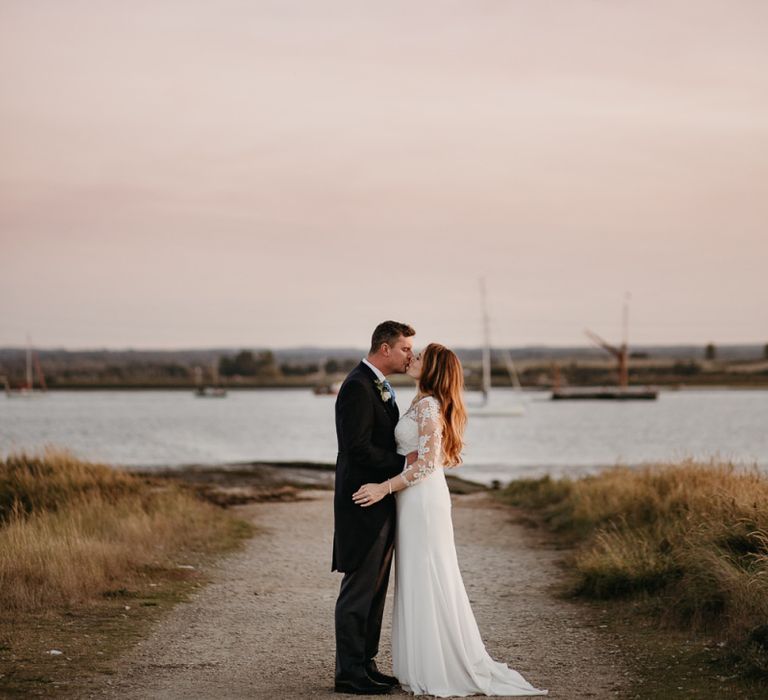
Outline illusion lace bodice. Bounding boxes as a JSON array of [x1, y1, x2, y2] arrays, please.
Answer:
[[394, 395, 443, 486]]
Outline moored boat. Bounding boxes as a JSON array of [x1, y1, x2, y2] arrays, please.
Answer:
[[551, 386, 658, 400], [4, 337, 47, 398]]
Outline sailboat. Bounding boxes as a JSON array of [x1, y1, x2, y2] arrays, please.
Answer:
[[4, 336, 47, 397], [469, 279, 525, 417], [194, 362, 227, 397], [312, 358, 342, 396], [551, 292, 657, 400]]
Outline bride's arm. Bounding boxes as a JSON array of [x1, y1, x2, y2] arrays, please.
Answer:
[[353, 397, 442, 507]]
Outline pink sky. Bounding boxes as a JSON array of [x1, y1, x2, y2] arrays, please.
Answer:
[[1, 1, 767, 348]]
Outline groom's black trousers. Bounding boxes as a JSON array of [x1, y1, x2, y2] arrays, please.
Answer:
[[335, 513, 395, 680]]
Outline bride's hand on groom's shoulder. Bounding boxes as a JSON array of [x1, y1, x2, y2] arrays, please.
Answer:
[[352, 482, 388, 508]]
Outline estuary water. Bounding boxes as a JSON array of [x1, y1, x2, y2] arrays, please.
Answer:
[[1, 387, 766, 485]]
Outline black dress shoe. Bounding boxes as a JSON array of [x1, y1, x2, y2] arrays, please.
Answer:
[[365, 661, 399, 688], [334, 676, 392, 695]]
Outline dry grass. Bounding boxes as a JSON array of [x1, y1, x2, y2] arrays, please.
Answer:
[[499, 458, 768, 675], [0, 449, 252, 611]]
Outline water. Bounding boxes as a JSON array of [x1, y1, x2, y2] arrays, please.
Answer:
[[1, 388, 766, 485]]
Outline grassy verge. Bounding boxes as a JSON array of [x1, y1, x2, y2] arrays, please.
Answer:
[[497, 458, 768, 695], [0, 450, 255, 697]]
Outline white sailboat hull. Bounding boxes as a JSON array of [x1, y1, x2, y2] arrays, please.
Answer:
[[469, 405, 526, 417]]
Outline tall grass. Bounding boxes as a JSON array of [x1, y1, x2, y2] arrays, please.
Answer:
[[500, 459, 768, 673], [0, 449, 250, 611]]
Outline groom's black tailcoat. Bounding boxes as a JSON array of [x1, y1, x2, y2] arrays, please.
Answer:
[[333, 361, 405, 681], [332, 361, 405, 573]]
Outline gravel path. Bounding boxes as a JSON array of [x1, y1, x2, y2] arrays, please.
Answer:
[[92, 491, 631, 699]]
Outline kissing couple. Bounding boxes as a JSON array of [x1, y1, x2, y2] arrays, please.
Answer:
[[332, 321, 548, 696]]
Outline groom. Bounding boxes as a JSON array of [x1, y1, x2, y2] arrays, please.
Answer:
[[332, 320, 417, 695]]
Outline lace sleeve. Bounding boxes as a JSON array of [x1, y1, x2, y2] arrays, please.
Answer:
[[399, 396, 443, 487]]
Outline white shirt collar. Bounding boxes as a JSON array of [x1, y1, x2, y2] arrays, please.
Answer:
[[362, 358, 386, 382]]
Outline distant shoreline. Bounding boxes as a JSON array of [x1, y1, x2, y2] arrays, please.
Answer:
[[3, 345, 766, 391], [4, 381, 768, 391]]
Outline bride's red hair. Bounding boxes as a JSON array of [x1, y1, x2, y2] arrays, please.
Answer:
[[417, 343, 467, 467]]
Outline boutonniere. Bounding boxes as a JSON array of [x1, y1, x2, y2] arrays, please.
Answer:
[[374, 378, 392, 403]]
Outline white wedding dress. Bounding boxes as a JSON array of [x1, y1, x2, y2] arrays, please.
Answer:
[[392, 396, 548, 697]]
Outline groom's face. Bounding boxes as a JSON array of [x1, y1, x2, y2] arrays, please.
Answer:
[[385, 335, 414, 375]]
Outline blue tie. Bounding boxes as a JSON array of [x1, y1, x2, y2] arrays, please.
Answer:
[[383, 379, 396, 404]]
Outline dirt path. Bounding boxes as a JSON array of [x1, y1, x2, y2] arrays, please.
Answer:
[[91, 491, 632, 699]]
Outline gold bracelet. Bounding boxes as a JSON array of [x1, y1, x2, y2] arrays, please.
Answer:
[[388, 480, 392, 495]]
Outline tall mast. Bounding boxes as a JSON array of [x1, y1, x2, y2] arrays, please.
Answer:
[[480, 278, 491, 404], [622, 291, 631, 349], [621, 291, 631, 388], [584, 291, 631, 389]]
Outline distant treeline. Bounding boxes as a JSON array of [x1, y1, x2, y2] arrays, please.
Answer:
[[1, 344, 766, 389]]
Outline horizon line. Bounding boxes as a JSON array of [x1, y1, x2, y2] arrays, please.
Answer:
[[0, 341, 764, 353]]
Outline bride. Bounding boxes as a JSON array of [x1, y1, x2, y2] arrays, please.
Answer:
[[353, 343, 548, 697]]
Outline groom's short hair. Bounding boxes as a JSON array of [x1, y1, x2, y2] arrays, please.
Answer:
[[370, 321, 415, 354]]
